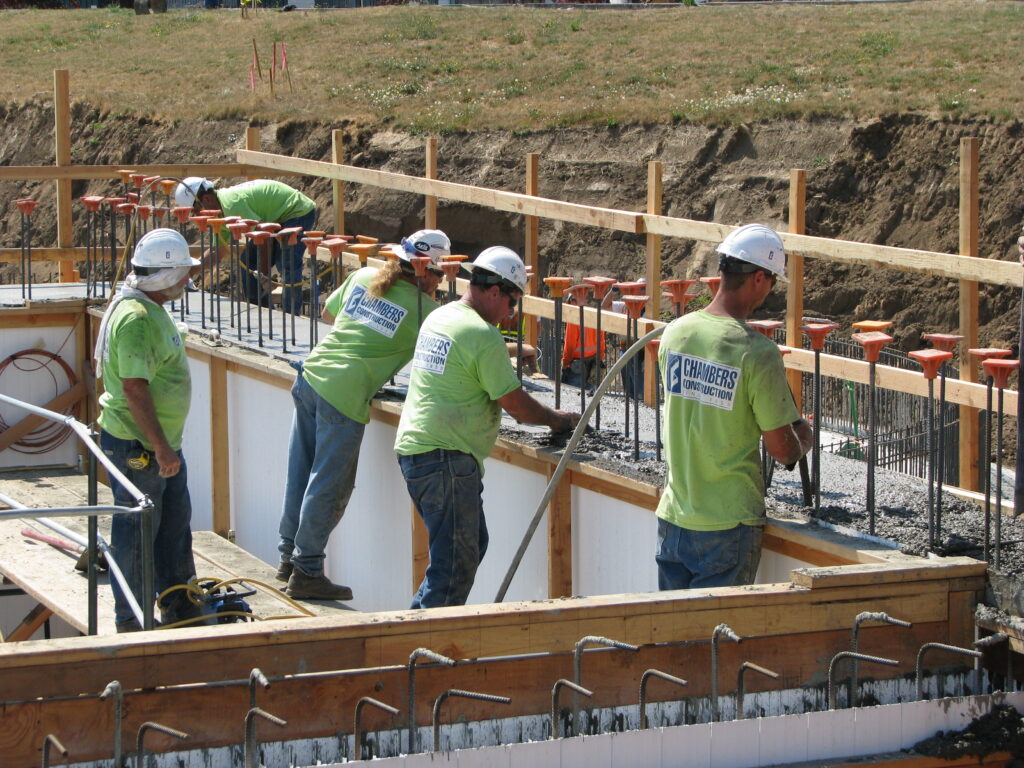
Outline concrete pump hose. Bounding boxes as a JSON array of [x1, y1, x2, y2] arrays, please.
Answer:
[[494, 323, 666, 602]]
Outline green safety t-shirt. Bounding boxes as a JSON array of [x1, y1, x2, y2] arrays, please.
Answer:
[[394, 301, 521, 473], [215, 180, 315, 244], [303, 267, 439, 424], [656, 311, 798, 531], [97, 298, 191, 451]]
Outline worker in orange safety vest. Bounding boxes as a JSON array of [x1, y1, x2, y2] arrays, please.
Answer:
[[560, 294, 606, 393]]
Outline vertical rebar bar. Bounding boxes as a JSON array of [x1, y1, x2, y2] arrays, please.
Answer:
[[354, 697, 399, 761], [552, 680, 591, 739], [572, 635, 638, 735], [710, 623, 741, 722], [406, 648, 455, 755], [638, 669, 687, 729]]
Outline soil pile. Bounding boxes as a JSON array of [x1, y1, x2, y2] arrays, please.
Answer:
[[912, 704, 1024, 761]]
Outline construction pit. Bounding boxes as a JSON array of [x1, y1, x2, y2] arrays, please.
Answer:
[[1, 81, 1024, 768]]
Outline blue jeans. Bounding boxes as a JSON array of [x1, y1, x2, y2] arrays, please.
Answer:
[[399, 450, 488, 609], [278, 374, 364, 577], [656, 519, 762, 591], [241, 208, 317, 315], [101, 431, 196, 627]]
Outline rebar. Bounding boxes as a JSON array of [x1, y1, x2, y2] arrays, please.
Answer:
[[41, 734, 68, 768], [868, 358, 878, 535], [249, 668, 270, 710], [995, 385, 1007, 569], [135, 722, 188, 768], [244, 708, 285, 768], [552, 679, 591, 738], [432, 689, 510, 752], [710, 623, 741, 722], [850, 611, 911, 707], [354, 696, 399, 761], [407, 648, 456, 754], [573, 635, 639, 735], [925, 376, 936, 548], [638, 669, 687, 729], [100, 680, 123, 767], [984, 376, 994, 561], [828, 651, 898, 709], [736, 662, 779, 720], [914, 643, 982, 700]]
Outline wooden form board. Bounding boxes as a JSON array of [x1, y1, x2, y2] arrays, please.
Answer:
[[0, 163, 267, 181]]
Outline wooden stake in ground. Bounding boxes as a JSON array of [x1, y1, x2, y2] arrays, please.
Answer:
[[282, 41, 293, 93], [252, 39, 263, 80]]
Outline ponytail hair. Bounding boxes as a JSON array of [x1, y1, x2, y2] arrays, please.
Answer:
[[369, 260, 404, 298]]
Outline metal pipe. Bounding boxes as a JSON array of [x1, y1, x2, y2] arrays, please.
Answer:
[[100, 681, 123, 768], [552, 679, 591, 738], [87, 435, 99, 636], [736, 662, 779, 720], [936, 364, 949, 538], [354, 697, 399, 761], [984, 375, 994, 561], [868, 357, 878, 535], [850, 611, 911, 708], [41, 734, 67, 768], [135, 722, 188, 768], [828, 651, 898, 709], [995, 384, 1007, 569], [407, 648, 455, 755], [244, 708, 285, 768], [249, 668, 270, 710], [431, 689, 510, 752], [632, 314, 641, 460], [638, 669, 687, 729], [914, 643, 983, 700], [925, 376, 936, 548], [654, 350, 662, 463], [572, 635, 639, 735], [554, 295, 564, 409], [710, 623, 741, 722]]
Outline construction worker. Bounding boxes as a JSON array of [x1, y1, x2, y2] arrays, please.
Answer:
[[395, 247, 581, 608], [656, 224, 812, 590], [277, 231, 449, 601], [561, 292, 606, 392], [174, 177, 316, 314], [93, 228, 202, 632]]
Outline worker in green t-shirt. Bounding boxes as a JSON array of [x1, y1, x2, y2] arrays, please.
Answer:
[[656, 224, 812, 590], [94, 228, 202, 632], [395, 246, 581, 609], [175, 177, 316, 314], [276, 231, 448, 602]]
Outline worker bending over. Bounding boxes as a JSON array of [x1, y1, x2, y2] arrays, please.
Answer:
[[395, 247, 581, 608], [561, 291, 606, 393], [175, 177, 316, 314], [94, 229, 202, 632], [277, 231, 449, 601], [656, 224, 812, 590]]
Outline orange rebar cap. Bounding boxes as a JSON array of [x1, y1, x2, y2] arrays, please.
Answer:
[[126, 192, 140, 204], [968, 347, 1011, 363], [565, 284, 593, 306], [852, 320, 893, 333], [748, 319, 783, 339], [189, 215, 211, 232], [14, 199, 39, 216], [304, 230, 326, 240], [778, 346, 793, 356], [661, 279, 697, 305], [116, 203, 135, 216], [700, 276, 721, 297], [801, 321, 839, 351], [440, 260, 463, 282], [982, 359, 1019, 390], [257, 222, 282, 233], [104, 197, 127, 208], [544, 277, 573, 299], [622, 295, 650, 320], [158, 179, 178, 197], [200, 208, 222, 218], [227, 222, 249, 240], [446, 254, 468, 262], [411, 256, 432, 277], [115, 169, 136, 184], [151, 206, 167, 222], [207, 217, 230, 234], [648, 339, 661, 355], [276, 227, 302, 246], [851, 331, 893, 363], [135, 205, 152, 221], [615, 281, 645, 296], [246, 230, 273, 246], [355, 235, 378, 244], [349, 243, 378, 263], [302, 236, 324, 255], [142, 175, 161, 190], [170, 206, 192, 224], [130, 173, 146, 189], [319, 237, 347, 260], [584, 276, 616, 299], [908, 349, 954, 380], [80, 196, 104, 212]]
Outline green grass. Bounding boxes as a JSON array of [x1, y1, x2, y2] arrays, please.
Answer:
[[0, 1, 1019, 131]]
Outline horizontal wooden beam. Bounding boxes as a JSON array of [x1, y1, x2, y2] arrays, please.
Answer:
[[791, 557, 987, 589], [0, 164, 273, 182], [0, 245, 203, 264], [239, 149, 644, 233]]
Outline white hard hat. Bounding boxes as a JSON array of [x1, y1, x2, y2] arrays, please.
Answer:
[[400, 229, 450, 274], [470, 246, 527, 292], [716, 224, 787, 281], [173, 176, 213, 208], [131, 228, 200, 268]]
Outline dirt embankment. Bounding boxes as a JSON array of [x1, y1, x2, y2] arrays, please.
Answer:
[[3, 104, 1024, 351]]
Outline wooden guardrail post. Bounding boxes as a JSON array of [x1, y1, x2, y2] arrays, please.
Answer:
[[331, 129, 344, 235], [786, 169, 807, 412], [524, 153, 540, 349], [958, 138, 981, 491], [425, 137, 438, 230], [54, 70, 75, 283], [644, 161, 662, 407]]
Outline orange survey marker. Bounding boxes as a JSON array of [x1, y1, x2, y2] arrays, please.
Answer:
[[700, 275, 721, 297], [801, 322, 839, 351], [982, 358, 1019, 390], [909, 349, 954, 380], [851, 331, 893, 363], [544, 277, 573, 299], [748, 319, 783, 339]]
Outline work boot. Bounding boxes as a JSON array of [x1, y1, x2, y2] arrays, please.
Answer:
[[286, 568, 353, 601], [159, 593, 205, 628], [275, 560, 293, 583]]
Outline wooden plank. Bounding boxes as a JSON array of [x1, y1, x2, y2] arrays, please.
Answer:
[[209, 357, 230, 535], [53, 69, 75, 283], [237, 149, 644, 233], [959, 137, 982, 492], [568, 467, 659, 509], [762, 530, 856, 568], [0, 382, 85, 453], [547, 465, 573, 599], [0, 163, 269, 182], [947, 589, 979, 650], [524, 152, 539, 349], [644, 161, 663, 407], [791, 557, 988, 589], [425, 137, 438, 229], [764, 518, 891, 566], [0, 311, 81, 329], [6, 603, 53, 643], [786, 168, 806, 409], [0, 245, 202, 264], [331, 128, 344, 235], [245, 125, 260, 181]]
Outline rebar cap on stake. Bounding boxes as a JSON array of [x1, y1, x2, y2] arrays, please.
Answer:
[[206, 217, 230, 235], [349, 243, 378, 264], [171, 206, 192, 224], [188, 215, 211, 232], [115, 169, 136, 185], [565, 283, 593, 306], [151, 206, 167, 223], [748, 319, 783, 339], [130, 173, 146, 189], [411, 255, 432, 277], [304, 230, 326, 239], [104, 197, 127, 209], [355, 234, 378, 244], [80, 195, 105, 212], [968, 347, 1012, 368], [158, 179, 178, 197], [126, 192, 140, 204], [440, 260, 463, 283], [584, 275, 616, 299], [700, 275, 721, 297], [982, 359, 1019, 390], [143, 174, 160, 188], [801, 321, 839, 351], [136, 205, 152, 221], [276, 227, 302, 247], [661, 279, 697, 305], [116, 203, 136, 217], [924, 333, 964, 353], [319, 238, 347, 265], [447, 253, 469, 262], [246, 230, 273, 247], [544, 277, 573, 299], [909, 349, 954, 380], [615, 280, 646, 296], [852, 331, 893, 363], [257, 222, 282, 233], [302, 236, 324, 257], [622, 295, 650, 320], [852, 320, 894, 333], [14, 198, 39, 216], [227, 222, 249, 242]]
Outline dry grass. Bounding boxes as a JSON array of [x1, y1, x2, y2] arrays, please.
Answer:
[[0, 0, 1020, 131]]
